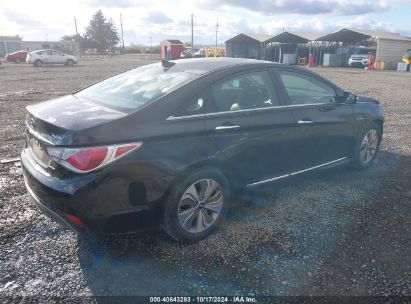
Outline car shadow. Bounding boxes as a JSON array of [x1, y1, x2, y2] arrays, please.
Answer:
[[0, 63, 83, 68], [75, 150, 409, 297], [33, 64, 84, 68]]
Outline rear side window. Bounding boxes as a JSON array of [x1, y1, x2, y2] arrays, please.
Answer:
[[277, 70, 337, 105], [211, 70, 279, 112], [172, 93, 206, 117], [75, 63, 198, 111]]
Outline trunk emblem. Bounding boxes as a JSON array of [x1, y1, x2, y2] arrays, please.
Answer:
[[51, 134, 65, 142]]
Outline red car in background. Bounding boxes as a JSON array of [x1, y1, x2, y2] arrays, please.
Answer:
[[5, 50, 28, 63]]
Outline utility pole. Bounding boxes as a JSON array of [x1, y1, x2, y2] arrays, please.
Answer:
[[74, 17, 79, 36], [144, 36, 152, 49], [120, 14, 125, 49], [74, 17, 80, 57], [191, 14, 194, 48], [215, 21, 219, 48]]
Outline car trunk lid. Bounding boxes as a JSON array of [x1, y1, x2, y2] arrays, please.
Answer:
[[25, 94, 129, 167], [26, 94, 128, 134]]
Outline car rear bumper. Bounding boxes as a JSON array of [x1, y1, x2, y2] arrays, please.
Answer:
[[25, 178, 81, 234], [21, 148, 175, 234]]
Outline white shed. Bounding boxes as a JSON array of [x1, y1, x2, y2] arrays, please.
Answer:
[[375, 37, 411, 70]]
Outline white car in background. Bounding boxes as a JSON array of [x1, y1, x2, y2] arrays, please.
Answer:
[[348, 48, 374, 67], [26, 49, 78, 67]]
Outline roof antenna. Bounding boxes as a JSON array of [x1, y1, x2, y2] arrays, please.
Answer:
[[162, 60, 175, 68]]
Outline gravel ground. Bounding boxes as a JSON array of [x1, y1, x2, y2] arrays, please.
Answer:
[[0, 57, 410, 298]]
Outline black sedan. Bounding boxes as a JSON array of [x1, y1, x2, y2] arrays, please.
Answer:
[[21, 58, 384, 243]]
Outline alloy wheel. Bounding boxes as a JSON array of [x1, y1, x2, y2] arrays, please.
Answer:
[[177, 179, 223, 233], [360, 129, 378, 164]]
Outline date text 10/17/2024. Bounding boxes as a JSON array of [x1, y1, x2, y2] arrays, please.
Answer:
[[149, 296, 257, 303]]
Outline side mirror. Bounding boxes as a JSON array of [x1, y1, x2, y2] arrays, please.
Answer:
[[344, 92, 357, 104]]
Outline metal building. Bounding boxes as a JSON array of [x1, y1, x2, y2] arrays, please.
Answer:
[[0, 36, 23, 56], [0, 36, 77, 57], [265, 32, 321, 64], [225, 33, 273, 59], [317, 28, 411, 70]]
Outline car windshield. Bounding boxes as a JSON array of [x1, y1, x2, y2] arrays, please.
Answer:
[[75, 63, 197, 110], [355, 49, 371, 55]]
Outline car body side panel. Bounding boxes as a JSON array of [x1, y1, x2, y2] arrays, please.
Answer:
[[205, 108, 296, 185]]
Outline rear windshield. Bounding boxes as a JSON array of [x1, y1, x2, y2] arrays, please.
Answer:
[[75, 62, 197, 110]]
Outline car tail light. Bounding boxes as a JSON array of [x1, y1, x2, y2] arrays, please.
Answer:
[[48, 142, 142, 173], [67, 147, 108, 171]]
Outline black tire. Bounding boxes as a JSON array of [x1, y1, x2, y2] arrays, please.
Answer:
[[162, 167, 231, 243], [66, 59, 74, 66], [352, 122, 382, 169], [34, 60, 43, 67]]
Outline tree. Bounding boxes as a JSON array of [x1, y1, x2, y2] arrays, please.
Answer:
[[85, 10, 119, 53], [61, 34, 92, 51], [61, 34, 79, 43], [106, 19, 120, 51]]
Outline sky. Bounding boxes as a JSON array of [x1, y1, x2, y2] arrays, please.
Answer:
[[1, 0, 410, 46]]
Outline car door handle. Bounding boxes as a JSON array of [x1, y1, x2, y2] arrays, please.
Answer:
[[215, 125, 241, 131], [297, 120, 314, 125]]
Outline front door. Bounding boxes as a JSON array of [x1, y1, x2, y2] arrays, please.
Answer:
[[274, 68, 355, 171], [51, 50, 65, 63], [205, 70, 296, 186]]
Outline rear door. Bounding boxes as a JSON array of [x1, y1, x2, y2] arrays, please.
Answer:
[[43, 50, 53, 64], [274, 68, 355, 171], [204, 69, 296, 186], [35, 51, 47, 63]]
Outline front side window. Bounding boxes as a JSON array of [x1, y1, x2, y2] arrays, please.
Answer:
[[277, 70, 337, 105], [211, 70, 279, 113], [75, 63, 198, 111]]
